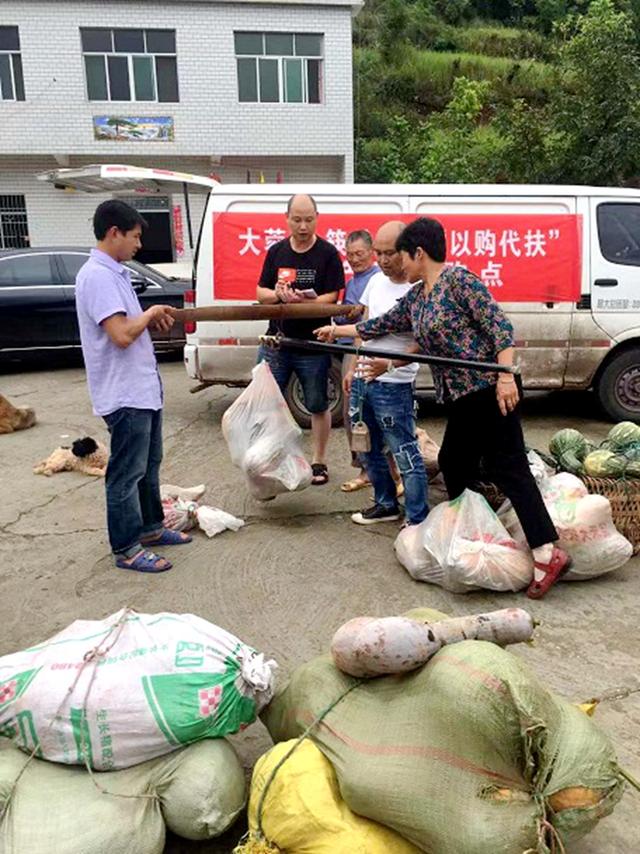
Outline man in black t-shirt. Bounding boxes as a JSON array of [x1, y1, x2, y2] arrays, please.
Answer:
[[256, 193, 344, 485]]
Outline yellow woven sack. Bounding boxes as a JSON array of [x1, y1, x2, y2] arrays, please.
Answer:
[[246, 739, 420, 854]]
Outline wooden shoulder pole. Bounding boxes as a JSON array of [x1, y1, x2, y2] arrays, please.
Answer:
[[172, 304, 362, 323]]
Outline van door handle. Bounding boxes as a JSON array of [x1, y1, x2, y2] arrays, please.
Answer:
[[545, 302, 555, 308], [594, 278, 618, 287]]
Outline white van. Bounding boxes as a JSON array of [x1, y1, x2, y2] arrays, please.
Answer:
[[41, 166, 640, 424]]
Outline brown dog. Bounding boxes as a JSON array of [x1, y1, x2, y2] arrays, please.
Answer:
[[34, 437, 108, 477], [0, 393, 36, 434]]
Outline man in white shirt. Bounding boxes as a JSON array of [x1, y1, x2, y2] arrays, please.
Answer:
[[315, 221, 428, 526]]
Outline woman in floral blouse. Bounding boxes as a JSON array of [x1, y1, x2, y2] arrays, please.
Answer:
[[348, 217, 569, 599]]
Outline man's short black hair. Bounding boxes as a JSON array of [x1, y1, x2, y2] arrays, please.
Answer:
[[396, 217, 447, 263], [93, 199, 147, 240], [346, 229, 373, 248]]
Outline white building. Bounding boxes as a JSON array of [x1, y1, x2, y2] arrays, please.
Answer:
[[0, 0, 360, 264]]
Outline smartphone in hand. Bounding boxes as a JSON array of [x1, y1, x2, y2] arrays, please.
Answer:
[[295, 288, 318, 299], [277, 267, 297, 285]]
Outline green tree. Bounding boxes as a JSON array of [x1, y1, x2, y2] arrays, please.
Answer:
[[494, 98, 557, 182], [418, 77, 500, 182], [357, 116, 424, 183], [353, 0, 640, 186], [378, 0, 410, 63], [551, 0, 640, 184], [430, 0, 472, 25]]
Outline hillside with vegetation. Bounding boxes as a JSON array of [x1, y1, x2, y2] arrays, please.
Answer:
[[353, 0, 640, 185]]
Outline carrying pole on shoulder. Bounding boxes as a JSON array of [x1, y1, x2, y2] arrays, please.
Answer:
[[260, 335, 520, 375]]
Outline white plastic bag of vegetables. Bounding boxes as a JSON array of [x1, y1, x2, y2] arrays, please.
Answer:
[[542, 474, 632, 580], [421, 489, 533, 593], [394, 519, 440, 580], [222, 362, 312, 501], [503, 474, 633, 581], [539, 472, 588, 520], [0, 609, 277, 770]]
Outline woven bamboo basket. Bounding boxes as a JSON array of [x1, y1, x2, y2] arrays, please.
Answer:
[[579, 475, 640, 555]]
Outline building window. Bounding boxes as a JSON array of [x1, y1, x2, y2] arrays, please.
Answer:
[[81, 28, 179, 102], [0, 195, 29, 249], [0, 27, 25, 101], [234, 32, 323, 104]]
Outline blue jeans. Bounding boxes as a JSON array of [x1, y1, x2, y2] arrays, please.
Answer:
[[351, 379, 428, 525], [103, 407, 164, 557], [258, 345, 330, 414]]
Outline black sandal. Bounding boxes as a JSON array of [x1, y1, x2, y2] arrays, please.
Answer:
[[311, 463, 329, 485]]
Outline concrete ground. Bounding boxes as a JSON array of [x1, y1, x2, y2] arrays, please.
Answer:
[[1, 355, 639, 853]]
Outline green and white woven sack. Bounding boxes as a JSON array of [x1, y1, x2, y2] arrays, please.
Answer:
[[0, 608, 277, 769]]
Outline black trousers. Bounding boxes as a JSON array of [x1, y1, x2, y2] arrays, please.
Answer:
[[438, 382, 557, 550]]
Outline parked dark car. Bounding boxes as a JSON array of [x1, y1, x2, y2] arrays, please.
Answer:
[[0, 247, 189, 354]]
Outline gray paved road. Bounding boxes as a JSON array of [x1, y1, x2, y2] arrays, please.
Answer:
[[0, 358, 638, 852]]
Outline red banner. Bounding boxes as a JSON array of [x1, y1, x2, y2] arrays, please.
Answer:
[[212, 212, 582, 302]]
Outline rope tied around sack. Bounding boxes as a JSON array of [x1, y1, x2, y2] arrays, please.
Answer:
[[233, 678, 362, 854], [522, 719, 570, 854], [0, 607, 159, 829], [520, 794, 568, 854]]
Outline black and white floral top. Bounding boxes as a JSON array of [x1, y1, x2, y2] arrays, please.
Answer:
[[356, 265, 514, 403]]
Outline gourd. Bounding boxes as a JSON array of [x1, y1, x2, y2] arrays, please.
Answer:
[[549, 428, 589, 475], [583, 449, 626, 478], [331, 608, 536, 678]]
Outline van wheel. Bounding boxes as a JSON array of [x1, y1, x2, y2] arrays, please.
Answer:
[[285, 357, 344, 429], [596, 348, 640, 422]]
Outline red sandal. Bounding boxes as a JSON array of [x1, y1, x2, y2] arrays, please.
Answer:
[[526, 547, 571, 600]]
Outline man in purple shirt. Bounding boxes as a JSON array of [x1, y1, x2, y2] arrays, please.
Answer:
[[75, 200, 191, 573]]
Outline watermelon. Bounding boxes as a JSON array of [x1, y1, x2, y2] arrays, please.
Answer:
[[623, 459, 640, 478], [624, 445, 640, 461], [549, 428, 589, 475], [583, 450, 626, 478], [608, 421, 640, 450]]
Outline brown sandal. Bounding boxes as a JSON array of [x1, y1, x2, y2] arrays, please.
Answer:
[[341, 476, 371, 492]]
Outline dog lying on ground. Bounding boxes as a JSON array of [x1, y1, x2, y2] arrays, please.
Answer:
[[0, 393, 36, 434], [33, 437, 108, 477]]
